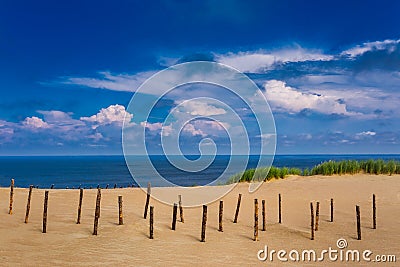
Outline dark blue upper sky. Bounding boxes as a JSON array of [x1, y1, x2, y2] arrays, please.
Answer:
[[0, 0, 399, 155]]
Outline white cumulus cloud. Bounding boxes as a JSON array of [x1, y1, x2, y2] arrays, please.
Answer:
[[81, 104, 133, 127], [182, 123, 207, 137], [140, 121, 173, 136], [22, 117, 50, 129], [263, 80, 353, 115]]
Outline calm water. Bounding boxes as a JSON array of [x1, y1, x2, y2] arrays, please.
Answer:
[[0, 154, 399, 188]]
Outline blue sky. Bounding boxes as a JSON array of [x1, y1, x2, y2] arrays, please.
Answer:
[[0, 0, 400, 155]]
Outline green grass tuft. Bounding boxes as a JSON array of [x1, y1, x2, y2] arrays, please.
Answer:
[[227, 159, 400, 184]]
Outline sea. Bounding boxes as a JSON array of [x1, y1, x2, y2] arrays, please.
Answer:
[[0, 154, 399, 188]]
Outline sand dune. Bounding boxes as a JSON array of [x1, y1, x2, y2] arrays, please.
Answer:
[[0, 174, 399, 266]]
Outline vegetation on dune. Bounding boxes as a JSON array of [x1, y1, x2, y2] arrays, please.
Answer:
[[227, 166, 301, 184], [308, 159, 400, 176], [228, 159, 400, 184]]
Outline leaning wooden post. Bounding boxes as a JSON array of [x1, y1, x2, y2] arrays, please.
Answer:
[[76, 188, 83, 224], [24, 185, 33, 223], [118, 195, 123, 225], [262, 200, 266, 231], [172, 203, 178, 230], [315, 201, 320, 231], [310, 202, 314, 240], [93, 188, 101, 235], [201, 205, 207, 242], [218, 200, 223, 232], [9, 178, 14, 215], [254, 199, 259, 241], [144, 182, 151, 219], [372, 194, 376, 229], [233, 194, 242, 223], [43, 191, 49, 233], [278, 193, 282, 224], [149, 206, 154, 239], [330, 198, 334, 222], [356, 205, 361, 240], [178, 195, 184, 223]]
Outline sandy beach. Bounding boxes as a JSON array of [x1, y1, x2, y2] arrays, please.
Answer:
[[0, 174, 399, 266]]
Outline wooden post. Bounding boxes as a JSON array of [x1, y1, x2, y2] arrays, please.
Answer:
[[233, 194, 242, 223], [76, 188, 83, 224], [218, 200, 223, 232], [144, 182, 151, 219], [315, 201, 320, 231], [254, 199, 259, 241], [93, 188, 101, 235], [149, 206, 154, 239], [201, 205, 207, 242], [24, 185, 33, 223], [372, 194, 376, 229], [262, 199, 266, 231], [9, 178, 14, 215], [356, 205, 361, 240], [330, 198, 334, 222], [310, 202, 314, 240], [43, 191, 49, 233], [172, 203, 177, 230], [178, 195, 184, 223], [118, 195, 123, 225], [278, 193, 282, 224]]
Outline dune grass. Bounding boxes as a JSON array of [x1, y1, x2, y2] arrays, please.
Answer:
[[227, 159, 400, 184], [227, 166, 302, 184]]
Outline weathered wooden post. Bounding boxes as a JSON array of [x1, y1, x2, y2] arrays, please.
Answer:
[[218, 200, 223, 232], [372, 194, 376, 229], [262, 199, 266, 231], [201, 205, 207, 242], [149, 206, 154, 239], [178, 195, 184, 223], [144, 182, 151, 219], [43, 191, 49, 233], [24, 185, 33, 223], [315, 201, 320, 231], [356, 205, 361, 240], [310, 202, 314, 240], [172, 203, 178, 230], [278, 193, 282, 224], [76, 188, 83, 224], [118, 195, 123, 225], [330, 198, 334, 222], [233, 194, 242, 223], [9, 178, 14, 215], [254, 199, 259, 241], [93, 188, 101, 235]]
